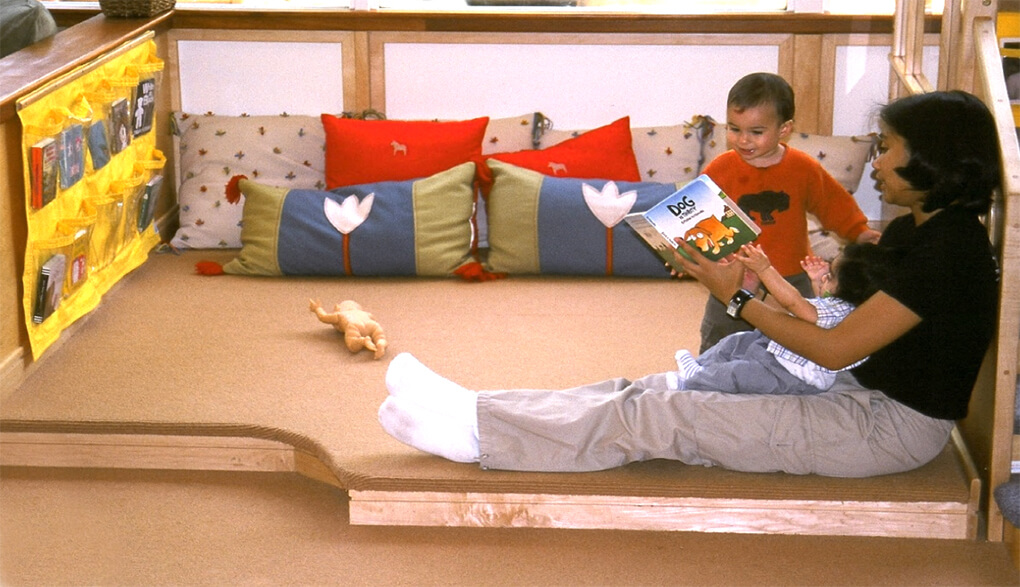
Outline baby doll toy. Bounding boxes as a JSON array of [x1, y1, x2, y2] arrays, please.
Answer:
[[309, 299, 388, 359]]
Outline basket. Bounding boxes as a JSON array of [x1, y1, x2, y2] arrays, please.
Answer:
[[99, 0, 175, 18]]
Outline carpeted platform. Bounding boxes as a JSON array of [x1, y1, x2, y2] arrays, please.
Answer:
[[0, 251, 978, 537]]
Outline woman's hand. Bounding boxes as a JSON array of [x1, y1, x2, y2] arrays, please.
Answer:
[[671, 238, 744, 303]]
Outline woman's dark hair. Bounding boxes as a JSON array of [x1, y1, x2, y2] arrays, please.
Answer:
[[879, 90, 1001, 214], [728, 72, 795, 123], [832, 243, 901, 306]]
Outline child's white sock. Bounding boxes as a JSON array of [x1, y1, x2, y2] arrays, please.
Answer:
[[385, 352, 477, 422], [378, 395, 479, 463], [675, 349, 702, 381]]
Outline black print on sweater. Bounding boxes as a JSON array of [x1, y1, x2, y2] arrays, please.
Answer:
[[738, 191, 789, 225]]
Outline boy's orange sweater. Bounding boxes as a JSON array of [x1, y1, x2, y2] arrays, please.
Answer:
[[702, 146, 871, 277]]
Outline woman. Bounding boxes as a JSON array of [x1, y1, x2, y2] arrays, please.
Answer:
[[379, 90, 1000, 478]]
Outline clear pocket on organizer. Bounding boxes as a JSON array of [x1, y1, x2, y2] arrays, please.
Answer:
[[134, 151, 166, 232], [56, 215, 96, 292], [110, 169, 147, 244], [29, 235, 74, 324], [46, 99, 95, 192], [86, 193, 124, 272], [126, 51, 164, 139], [107, 73, 139, 156], [84, 83, 118, 172], [23, 117, 64, 212]]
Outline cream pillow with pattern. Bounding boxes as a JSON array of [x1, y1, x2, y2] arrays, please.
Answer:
[[171, 113, 326, 250]]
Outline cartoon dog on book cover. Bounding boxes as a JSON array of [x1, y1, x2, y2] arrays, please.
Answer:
[[684, 212, 742, 255]]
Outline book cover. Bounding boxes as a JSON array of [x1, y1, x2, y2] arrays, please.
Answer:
[[109, 98, 132, 154], [137, 174, 164, 232], [29, 137, 58, 210], [624, 174, 760, 273], [132, 78, 156, 138], [68, 227, 90, 291], [33, 254, 66, 324], [57, 123, 85, 190], [87, 120, 111, 170]]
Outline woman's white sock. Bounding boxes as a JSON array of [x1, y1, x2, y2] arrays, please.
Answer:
[[379, 353, 481, 463], [378, 395, 479, 463], [385, 352, 477, 423]]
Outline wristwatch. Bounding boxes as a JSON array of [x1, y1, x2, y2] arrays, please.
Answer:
[[725, 289, 755, 320]]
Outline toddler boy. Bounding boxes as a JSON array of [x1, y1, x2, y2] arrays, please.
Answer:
[[699, 72, 881, 351]]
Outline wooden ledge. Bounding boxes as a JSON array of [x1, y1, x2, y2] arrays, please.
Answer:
[[0, 430, 343, 488], [0, 12, 172, 122], [0, 427, 980, 540], [348, 429, 980, 539], [167, 9, 920, 35], [348, 490, 974, 538]]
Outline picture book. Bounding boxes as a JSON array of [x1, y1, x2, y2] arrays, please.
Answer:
[[137, 174, 164, 231], [624, 174, 760, 273], [57, 123, 85, 190], [87, 120, 111, 170], [68, 227, 90, 291], [33, 254, 66, 324], [132, 78, 156, 138], [29, 137, 58, 210], [109, 98, 132, 154]]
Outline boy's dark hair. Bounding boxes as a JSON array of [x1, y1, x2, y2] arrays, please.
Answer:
[[727, 72, 795, 123], [832, 243, 900, 306], [879, 90, 1001, 215]]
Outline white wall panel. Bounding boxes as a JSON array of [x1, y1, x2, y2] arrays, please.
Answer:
[[177, 41, 345, 116], [382, 43, 779, 128], [832, 43, 939, 220], [171, 36, 939, 222]]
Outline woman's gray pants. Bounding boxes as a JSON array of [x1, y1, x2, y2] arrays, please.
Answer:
[[475, 372, 953, 477]]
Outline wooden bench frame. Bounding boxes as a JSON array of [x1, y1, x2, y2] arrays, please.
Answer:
[[0, 427, 981, 539], [0, 0, 1014, 544]]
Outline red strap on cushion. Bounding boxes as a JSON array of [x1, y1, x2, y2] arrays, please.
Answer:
[[225, 175, 248, 204], [454, 261, 506, 282], [195, 261, 225, 275]]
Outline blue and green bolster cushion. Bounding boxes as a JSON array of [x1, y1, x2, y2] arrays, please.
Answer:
[[483, 160, 680, 277], [221, 162, 477, 277]]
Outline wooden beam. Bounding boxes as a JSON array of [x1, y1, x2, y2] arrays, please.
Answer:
[[968, 11, 1020, 543], [791, 35, 823, 134], [348, 490, 973, 539], [349, 432, 979, 539], [0, 431, 343, 488], [889, 0, 934, 96]]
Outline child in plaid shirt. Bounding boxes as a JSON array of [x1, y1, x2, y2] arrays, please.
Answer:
[[672, 242, 898, 395]]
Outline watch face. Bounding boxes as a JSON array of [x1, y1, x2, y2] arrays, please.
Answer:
[[727, 290, 752, 319], [726, 302, 739, 318]]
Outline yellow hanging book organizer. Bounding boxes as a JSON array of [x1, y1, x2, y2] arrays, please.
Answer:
[[18, 33, 165, 359]]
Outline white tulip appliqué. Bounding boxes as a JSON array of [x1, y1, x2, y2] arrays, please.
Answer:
[[582, 181, 636, 275], [324, 193, 374, 275]]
